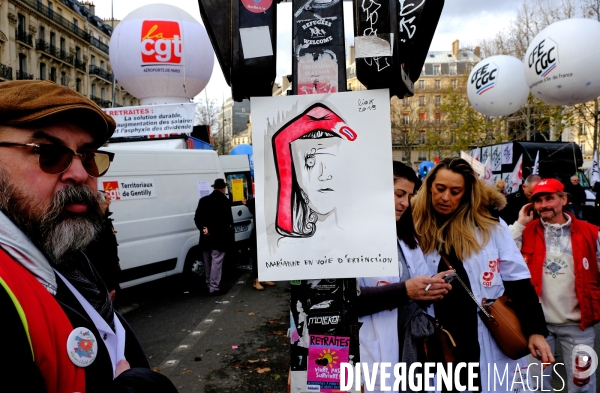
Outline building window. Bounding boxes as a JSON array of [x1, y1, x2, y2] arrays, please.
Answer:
[[435, 80, 441, 89], [435, 113, 441, 124], [130, 100, 134, 106], [73, 18, 78, 29], [60, 71, 67, 86], [450, 64, 457, 75], [419, 132, 426, 145], [101, 87, 106, 100], [91, 83, 97, 97], [418, 80, 424, 90], [451, 79, 457, 90], [50, 67, 57, 82], [403, 98, 409, 106], [434, 65, 441, 75], [50, 32, 56, 47], [60, 37, 65, 52], [40, 63, 46, 80], [91, 55, 96, 66], [402, 150, 409, 161], [76, 78, 81, 93], [418, 150, 427, 160], [419, 113, 426, 123], [38, 26, 45, 41], [419, 96, 425, 106], [17, 14, 26, 34], [435, 96, 441, 106], [403, 113, 409, 125], [18, 54, 27, 74], [100, 60, 105, 70]]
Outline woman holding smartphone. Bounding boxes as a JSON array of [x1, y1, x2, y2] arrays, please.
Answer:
[[412, 157, 552, 393], [357, 161, 452, 393]]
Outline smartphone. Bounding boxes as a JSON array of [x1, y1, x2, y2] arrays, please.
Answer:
[[425, 272, 456, 292], [442, 272, 457, 284]]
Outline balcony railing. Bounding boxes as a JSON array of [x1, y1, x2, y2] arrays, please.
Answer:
[[36, 39, 74, 65], [16, 70, 34, 80], [0, 64, 13, 80], [75, 59, 87, 72], [90, 36, 109, 54], [18, 0, 91, 42], [15, 29, 33, 46], [89, 65, 113, 81], [90, 95, 112, 108]]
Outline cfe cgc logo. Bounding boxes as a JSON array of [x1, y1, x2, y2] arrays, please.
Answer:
[[141, 20, 182, 64], [528, 38, 558, 77], [471, 62, 498, 95]]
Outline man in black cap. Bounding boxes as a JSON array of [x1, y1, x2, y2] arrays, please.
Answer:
[[0, 80, 177, 391], [194, 178, 234, 295]]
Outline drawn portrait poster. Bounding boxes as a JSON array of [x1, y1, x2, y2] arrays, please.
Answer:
[[252, 89, 399, 281], [306, 335, 350, 392]]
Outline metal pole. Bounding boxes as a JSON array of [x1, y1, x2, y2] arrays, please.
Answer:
[[111, 0, 116, 107], [221, 94, 225, 155]]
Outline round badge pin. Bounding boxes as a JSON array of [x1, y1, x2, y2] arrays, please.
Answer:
[[67, 327, 98, 367], [583, 258, 590, 271]]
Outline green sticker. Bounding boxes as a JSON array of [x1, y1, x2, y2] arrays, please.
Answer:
[[290, 280, 301, 285]]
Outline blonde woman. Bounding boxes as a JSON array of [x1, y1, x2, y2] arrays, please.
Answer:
[[495, 178, 507, 195], [412, 157, 552, 393]]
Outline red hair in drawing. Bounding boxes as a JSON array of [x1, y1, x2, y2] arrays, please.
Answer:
[[272, 103, 357, 237]]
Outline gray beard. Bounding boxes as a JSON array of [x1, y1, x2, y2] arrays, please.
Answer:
[[0, 169, 103, 264]]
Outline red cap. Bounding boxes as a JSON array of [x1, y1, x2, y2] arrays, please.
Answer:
[[531, 178, 564, 200]]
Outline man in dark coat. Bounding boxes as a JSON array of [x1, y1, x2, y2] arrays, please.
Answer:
[[564, 175, 586, 219], [499, 174, 541, 225], [86, 190, 121, 302], [194, 178, 234, 295]]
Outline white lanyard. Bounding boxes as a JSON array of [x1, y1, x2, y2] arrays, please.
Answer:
[[55, 270, 126, 378]]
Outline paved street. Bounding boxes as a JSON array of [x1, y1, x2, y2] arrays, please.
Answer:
[[117, 264, 291, 393]]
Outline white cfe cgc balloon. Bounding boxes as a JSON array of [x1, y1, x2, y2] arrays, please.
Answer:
[[524, 18, 600, 106], [109, 4, 214, 105], [467, 55, 529, 117]]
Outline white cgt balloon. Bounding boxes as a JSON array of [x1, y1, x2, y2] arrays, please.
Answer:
[[524, 18, 600, 106], [467, 55, 529, 117], [109, 4, 214, 105]]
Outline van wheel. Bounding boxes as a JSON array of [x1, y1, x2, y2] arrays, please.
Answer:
[[184, 246, 205, 283]]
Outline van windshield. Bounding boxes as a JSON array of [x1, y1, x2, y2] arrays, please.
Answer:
[[226, 171, 252, 205]]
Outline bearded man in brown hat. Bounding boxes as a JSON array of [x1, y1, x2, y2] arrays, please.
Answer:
[[0, 80, 177, 392]]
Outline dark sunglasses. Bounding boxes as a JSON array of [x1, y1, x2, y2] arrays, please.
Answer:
[[0, 142, 115, 177]]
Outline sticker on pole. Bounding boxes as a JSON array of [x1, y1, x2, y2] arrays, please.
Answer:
[[101, 178, 157, 201], [241, 0, 273, 13]]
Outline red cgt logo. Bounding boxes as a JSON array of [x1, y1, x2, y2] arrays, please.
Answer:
[[141, 20, 182, 64]]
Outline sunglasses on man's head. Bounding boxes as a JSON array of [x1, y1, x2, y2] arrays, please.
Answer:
[[0, 142, 114, 177]]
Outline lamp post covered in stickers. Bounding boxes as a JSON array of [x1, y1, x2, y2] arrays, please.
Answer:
[[198, 2, 445, 392]]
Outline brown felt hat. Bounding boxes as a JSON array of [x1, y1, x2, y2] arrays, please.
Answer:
[[0, 80, 116, 145]]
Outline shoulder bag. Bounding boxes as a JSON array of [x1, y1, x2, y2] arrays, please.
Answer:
[[440, 253, 530, 360]]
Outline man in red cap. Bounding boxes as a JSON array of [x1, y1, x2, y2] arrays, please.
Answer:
[[0, 81, 177, 392], [511, 178, 600, 392]]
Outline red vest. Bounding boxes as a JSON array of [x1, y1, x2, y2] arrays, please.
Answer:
[[521, 213, 600, 330], [0, 249, 86, 392]]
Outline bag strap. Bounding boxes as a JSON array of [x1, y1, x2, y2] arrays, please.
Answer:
[[439, 253, 493, 320]]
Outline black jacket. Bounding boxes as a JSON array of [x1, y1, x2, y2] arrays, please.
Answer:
[[194, 190, 234, 251], [499, 187, 529, 225], [85, 212, 121, 292]]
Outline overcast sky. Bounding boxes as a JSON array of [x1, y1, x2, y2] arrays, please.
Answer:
[[95, 0, 524, 104]]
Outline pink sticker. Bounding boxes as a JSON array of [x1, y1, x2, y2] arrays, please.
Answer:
[[307, 335, 350, 392], [241, 0, 273, 13]]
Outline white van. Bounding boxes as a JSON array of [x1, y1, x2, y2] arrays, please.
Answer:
[[99, 141, 253, 288]]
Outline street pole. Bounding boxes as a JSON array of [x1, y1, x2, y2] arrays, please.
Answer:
[[221, 94, 225, 155], [111, 0, 116, 107]]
